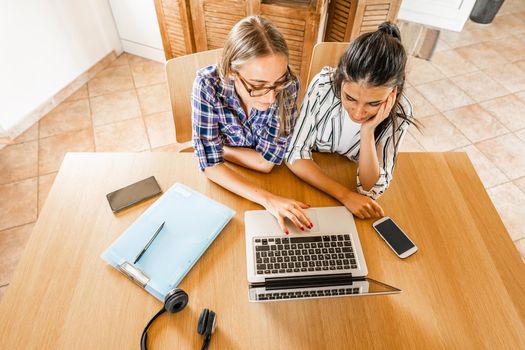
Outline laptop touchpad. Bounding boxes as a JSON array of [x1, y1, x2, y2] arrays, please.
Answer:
[[284, 209, 320, 234]]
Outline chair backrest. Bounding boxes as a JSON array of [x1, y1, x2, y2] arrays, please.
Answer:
[[165, 49, 223, 145], [306, 42, 349, 86]]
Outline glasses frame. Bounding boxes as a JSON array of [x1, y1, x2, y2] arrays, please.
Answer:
[[236, 66, 294, 97]]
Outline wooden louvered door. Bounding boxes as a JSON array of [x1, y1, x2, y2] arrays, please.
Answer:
[[325, 0, 401, 42], [190, 0, 249, 51], [154, 0, 195, 59], [260, 1, 321, 96]]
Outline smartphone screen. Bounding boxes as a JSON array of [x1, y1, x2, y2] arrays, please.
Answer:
[[374, 218, 415, 255], [106, 176, 162, 212]]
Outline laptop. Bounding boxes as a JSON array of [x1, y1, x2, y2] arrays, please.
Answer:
[[244, 206, 401, 302]]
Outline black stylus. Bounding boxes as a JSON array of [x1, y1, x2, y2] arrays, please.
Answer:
[[133, 221, 165, 264]]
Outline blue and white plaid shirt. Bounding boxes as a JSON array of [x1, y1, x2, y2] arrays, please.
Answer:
[[192, 65, 299, 170]]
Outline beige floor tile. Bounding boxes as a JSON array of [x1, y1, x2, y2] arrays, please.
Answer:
[[0, 141, 38, 185], [443, 104, 509, 143], [477, 133, 525, 180], [498, 0, 525, 15], [462, 20, 509, 42], [130, 61, 166, 88], [450, 71, 509, 102], [516, 128, 525, 142], [429, 50, 478, 77], [94, 118, 150, 152], [491, 13, 525, 35], [409, 113, 470, 151], [480, 95, 525, 131], [487, 183, 525, 241], [433, 38, 451, 53], [0, 178, 37, 231], [11, 123, 39, 144], [439, 28, 481, 48], [484, 36, 525, 62], [514, 176, 525, 193], [127, 54, 150, 65], [398, 130, 425, 152], [403, 86, 438, 118], [0, 223, 34, 285], [109, 53, 130, 68], [137, 83, 171, 115], [455, 42, 509, 70], [515, 58, 525, 73], [455, 145, 509, 188], [143, 112, 177, 148], [515, 238, 525, 259], [38, 172, 57, 214], [483, 63, 525, 93], [516, 90, 525, 103], [39, 99, 91, 138], [38, 128, 94, 175], [90, 90, 141, 126], [87, 65, 135, 97], [406, 57, 445, 86], [65, 84, 88, 102], [415, 79, 474, 112]]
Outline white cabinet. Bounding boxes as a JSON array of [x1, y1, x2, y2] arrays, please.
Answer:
[[398, 0, 477, 32], [109, 0, 165, 62]]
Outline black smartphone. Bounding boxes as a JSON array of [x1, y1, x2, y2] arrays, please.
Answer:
[[106, 176, 162, 212], [372, 217, 418, 259]]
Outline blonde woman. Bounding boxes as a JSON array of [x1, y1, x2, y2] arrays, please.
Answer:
[[192, 16, 312, 234]]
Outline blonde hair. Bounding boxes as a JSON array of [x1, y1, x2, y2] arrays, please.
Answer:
[[218, 16, 295, 136]]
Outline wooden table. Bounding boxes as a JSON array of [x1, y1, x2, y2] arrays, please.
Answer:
[[1, 152, 524, 349]]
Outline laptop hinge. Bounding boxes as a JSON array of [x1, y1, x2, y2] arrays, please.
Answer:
[[259, 273, 361, 290]]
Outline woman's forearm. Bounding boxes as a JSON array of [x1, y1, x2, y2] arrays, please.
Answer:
[[286, 159, 352, 202], [204, 163, 273, 206], [223, 146, 274, 173], [357, 130, 380, 191]]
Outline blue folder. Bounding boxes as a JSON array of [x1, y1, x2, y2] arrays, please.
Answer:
[[101, 183, 235, 301]]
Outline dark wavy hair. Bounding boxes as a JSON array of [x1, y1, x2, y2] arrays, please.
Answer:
[[332, 22, 415, 151]]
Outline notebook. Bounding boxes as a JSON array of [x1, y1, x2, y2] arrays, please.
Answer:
[[102, 183, 235, 301], [244, 206, 400, 302]]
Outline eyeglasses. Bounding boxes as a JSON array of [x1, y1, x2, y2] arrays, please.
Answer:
[[236, 67, 294, 97]]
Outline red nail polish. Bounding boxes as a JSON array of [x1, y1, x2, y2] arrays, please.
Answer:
[[285, 229, 289, 235], [300, 227, 304, 231]]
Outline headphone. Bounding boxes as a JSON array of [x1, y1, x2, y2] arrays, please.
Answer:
[[141, 288, 217, 350]]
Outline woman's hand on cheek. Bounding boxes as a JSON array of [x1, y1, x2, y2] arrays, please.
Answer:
[[361, 87, 397, 133]]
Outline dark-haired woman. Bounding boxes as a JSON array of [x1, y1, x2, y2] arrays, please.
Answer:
[[285, 22, 413, 220]]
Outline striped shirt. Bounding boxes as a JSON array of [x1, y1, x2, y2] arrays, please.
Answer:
[[286, 67, 413, 199], [192, 65, 299, 170]]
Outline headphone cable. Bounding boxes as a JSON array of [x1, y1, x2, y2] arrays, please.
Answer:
[[141, 307, 166, 350]]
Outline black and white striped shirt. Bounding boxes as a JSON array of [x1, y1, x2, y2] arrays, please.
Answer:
[[285, 67, 413, 199]]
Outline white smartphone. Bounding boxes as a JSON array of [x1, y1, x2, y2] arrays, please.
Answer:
[[372, 217, 418, 259]]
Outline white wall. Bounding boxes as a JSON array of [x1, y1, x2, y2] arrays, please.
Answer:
[[399, 0, 477, 32], [0, 0, 122, 136], [109, 0, 165, 62]]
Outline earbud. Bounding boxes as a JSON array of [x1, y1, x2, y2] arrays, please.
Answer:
[[197, 308, 217, 350], [164, 288, 189, 313]]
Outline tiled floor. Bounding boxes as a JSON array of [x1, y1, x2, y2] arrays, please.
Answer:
[[1, 1, 525, 299]]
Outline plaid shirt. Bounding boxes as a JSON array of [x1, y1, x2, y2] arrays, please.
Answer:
[[192, 65, 299, 170]]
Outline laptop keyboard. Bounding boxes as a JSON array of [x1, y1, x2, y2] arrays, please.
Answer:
[[256, 287, 361, 301], [254, 234, 358, 275]]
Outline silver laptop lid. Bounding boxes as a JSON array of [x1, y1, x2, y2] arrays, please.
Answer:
[[245, 207, 368, 283]]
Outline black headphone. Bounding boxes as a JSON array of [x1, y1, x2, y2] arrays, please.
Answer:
[[140, 288, 217, 350]]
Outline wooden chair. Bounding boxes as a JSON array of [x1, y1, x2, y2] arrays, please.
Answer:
[[305, 42, 349, 87], [165, 49, 222, 151]]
